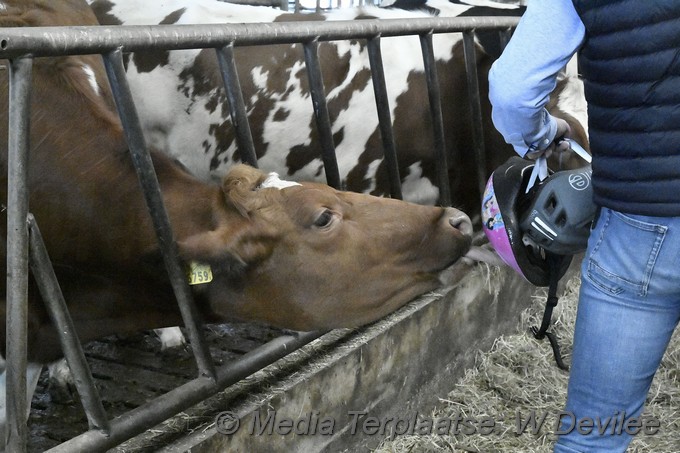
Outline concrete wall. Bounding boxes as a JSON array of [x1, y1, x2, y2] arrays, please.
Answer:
[[119, 259, 578, 452]]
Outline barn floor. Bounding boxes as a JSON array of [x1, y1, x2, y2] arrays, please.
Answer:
[[27, 322, 287, 452]]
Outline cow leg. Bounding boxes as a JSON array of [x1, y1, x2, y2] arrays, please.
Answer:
[[0, 360, 44, 446], [154, 327, 186, 350], [46, 327, 187, 404]]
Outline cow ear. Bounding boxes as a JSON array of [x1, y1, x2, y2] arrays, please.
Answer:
[[177, 223, 278, 275], [221, 164, 268, 218]]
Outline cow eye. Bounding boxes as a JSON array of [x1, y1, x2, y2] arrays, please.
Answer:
[[313, 209, 334, 228]]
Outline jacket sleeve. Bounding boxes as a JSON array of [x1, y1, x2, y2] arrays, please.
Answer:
[[488, 0, 585, 157]]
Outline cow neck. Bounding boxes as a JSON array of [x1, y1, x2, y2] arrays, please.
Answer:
[[151, 153, 231, 241]]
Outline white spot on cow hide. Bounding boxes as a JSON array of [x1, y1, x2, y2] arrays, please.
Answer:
[[88, 0, 285, 27], [363, 160, 383, 195], [155, 327, 186, 350], [401, 162, 439, 205], [457, 0, 519, 9], [261, 172, 302, 190], [0, 361, 42, 443], [81, 64, 100, 96], [557, 56, 589, 138]]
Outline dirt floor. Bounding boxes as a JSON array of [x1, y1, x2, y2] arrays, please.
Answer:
[[27, 322, 287, 452]]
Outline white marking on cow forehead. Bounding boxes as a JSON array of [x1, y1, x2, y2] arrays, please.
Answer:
[[81, 64, 100, 96], [261, 172, 301, 190]]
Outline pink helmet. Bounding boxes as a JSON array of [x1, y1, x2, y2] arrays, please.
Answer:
[[481, 157, 577, 286]]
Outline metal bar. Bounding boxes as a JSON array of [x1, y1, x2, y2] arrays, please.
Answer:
[[5, 55, 32, 453], [26, 215, 110, 433], [419, 32, 451, 207], [462, 31, 488, 199], [499, 28, 512, 53], [101, 49, 216, 381], [215, 43, 258, 168], [46, 330, 324, 453], [0, 17, 521, 58], [302, 39, 341, 189], [366, 36, 402, 199]]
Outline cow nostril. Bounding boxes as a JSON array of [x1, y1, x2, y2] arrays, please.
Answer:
[[450, 213, 473, 237]]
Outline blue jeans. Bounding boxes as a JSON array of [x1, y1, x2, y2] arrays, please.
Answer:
[[554, 208, 680, 453]]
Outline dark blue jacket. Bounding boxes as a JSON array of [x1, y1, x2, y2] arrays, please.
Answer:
[[572, 0, 680, 216]]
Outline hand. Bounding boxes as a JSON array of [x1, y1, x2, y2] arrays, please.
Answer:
[[526, 117, 572, 160]]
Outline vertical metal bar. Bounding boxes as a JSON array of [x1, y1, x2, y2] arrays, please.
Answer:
[[214, 43, 258, 168], [499, 28, 512, 54], [366, 36, 403, 200], [102, 49, 216, 381], [26, 215, 111, 434], [302, 39, 341, 189], [462, 31, 488, 198], [419, 32, 451, 207], [5, 56, 32, 453]]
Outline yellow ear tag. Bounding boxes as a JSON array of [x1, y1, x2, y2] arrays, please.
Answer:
[[188, 261, 213, 285]]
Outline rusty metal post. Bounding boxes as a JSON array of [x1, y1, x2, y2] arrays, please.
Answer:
[[215, 42, 259, 168], [27, 215, 111, 434], [462, 31, 488, 199], [366, 36, 403, 200], [5, 55, 32, 453], [102, 48, 217, 381], [303, 39, 342, 189], [419, 32, 451, 206]]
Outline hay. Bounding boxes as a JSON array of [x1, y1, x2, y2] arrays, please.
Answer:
[[375, 276, 680, 453]]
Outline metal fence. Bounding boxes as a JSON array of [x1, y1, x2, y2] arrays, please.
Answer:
[[1, 15, 519, 452]]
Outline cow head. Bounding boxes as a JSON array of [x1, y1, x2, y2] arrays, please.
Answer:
[[178, 164, 473, 331]]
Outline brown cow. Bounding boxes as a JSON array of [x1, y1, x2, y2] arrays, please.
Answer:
[[0, 0, 474, 431]]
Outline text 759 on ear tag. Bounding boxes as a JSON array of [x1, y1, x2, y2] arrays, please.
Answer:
[[188, 261, 213, 285]]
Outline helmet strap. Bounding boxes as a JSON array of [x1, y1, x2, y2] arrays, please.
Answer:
[[530, 252, 570, 371]]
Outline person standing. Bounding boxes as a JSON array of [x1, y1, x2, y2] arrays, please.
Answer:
[[488, 1, 680, 451]]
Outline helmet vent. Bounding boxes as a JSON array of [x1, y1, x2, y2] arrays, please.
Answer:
[[556, 212, 567, 227], [545, 195, 557, 214]]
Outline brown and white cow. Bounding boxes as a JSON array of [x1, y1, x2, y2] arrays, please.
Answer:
[[0, 0, 474, 434], [88, 0, 589, 213]]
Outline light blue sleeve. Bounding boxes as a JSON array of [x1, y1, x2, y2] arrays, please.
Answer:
[[488, 0, 585, 157]]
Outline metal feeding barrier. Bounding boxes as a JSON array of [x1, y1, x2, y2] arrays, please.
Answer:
[[1, 15, 519, 452]]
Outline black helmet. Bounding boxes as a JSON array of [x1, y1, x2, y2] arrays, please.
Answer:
[[482, 156, 596, 287], [521, 163, 596, 256]]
